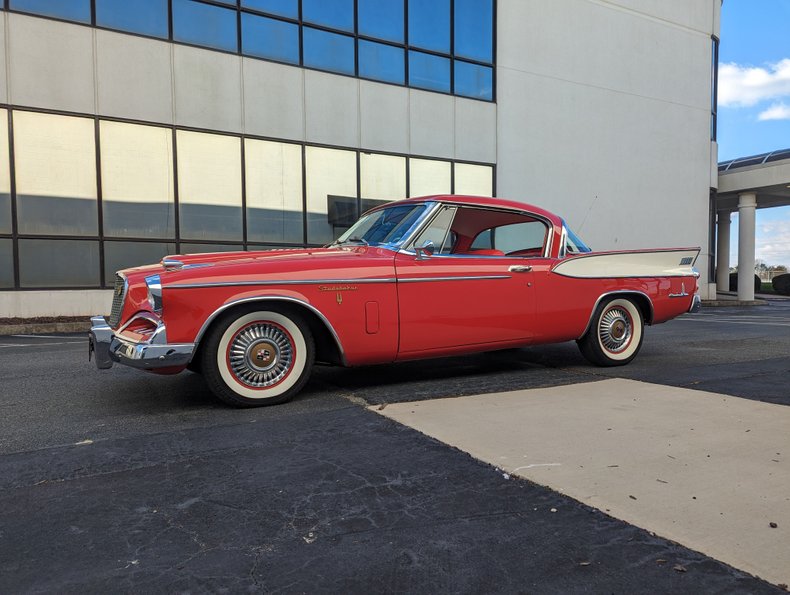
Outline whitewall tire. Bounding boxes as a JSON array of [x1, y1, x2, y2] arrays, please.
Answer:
[[201, 307, 314, 407], [578, 298, 644, 366]]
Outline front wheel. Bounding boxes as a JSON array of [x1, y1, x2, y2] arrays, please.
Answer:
[[201, 307, 314, 407], [577, 298, 644, 366]]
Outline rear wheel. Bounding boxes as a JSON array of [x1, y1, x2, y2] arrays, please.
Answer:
[[577, 298, 644, 366], [201, 307, 314, 407]]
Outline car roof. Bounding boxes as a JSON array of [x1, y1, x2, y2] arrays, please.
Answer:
[[392, 195, 563, 226]]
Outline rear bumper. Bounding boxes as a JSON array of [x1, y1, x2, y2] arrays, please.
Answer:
[[89, 315, 194, 371], [688, 294, 701, 314]]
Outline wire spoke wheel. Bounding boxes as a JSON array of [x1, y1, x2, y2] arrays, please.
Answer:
[[598, 306, 633, 353], [227, 322, 294, 388]]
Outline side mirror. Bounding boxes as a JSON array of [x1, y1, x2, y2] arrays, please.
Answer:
[[415, 240, 435, 260]]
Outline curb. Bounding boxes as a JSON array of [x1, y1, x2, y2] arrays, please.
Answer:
[[702, 299, 767, 307], [0, 321, 91, 336]]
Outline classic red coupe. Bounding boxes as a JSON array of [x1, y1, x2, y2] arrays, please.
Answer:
[[89, 195, 701, 407]]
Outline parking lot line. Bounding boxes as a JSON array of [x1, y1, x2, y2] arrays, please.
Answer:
[[376, 379, 790, 588]]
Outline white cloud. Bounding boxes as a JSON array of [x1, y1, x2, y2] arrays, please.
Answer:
[[757, 103, 790, 121], [756, 220, 790, 267], [718, 59, 790, 108]]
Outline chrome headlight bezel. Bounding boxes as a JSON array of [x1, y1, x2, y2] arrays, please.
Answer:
[[145, 274, 163, 314]]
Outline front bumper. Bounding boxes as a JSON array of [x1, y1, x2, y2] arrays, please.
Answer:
[[89, 315, 194, 371]]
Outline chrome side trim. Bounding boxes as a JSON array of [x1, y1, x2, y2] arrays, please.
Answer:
[[192, 296, 348, 366], [578, 290, 655, 339], [399, 275, 511, 283], [169, 277, 397, 289]]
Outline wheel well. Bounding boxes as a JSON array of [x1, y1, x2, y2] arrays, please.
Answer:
[[579, 292, 654, 341], [190, 299, 345, 368]]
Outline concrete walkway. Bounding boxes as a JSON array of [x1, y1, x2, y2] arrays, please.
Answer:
[[376, 379, 790, 588]]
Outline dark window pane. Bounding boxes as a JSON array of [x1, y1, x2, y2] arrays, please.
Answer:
[[96, 0, 169, 38], [0, 239, 12, 288], [454, 0, 493, 63], [104, 241, 175, 282], [172, 0, 238, 52], [303, 28, 355, 75], [242, 0, 298, 18], [303, 0, 354, 32], [18, 239, 99, 288], [359, 40, 404, 84], [408, 0, 449, 53], [409, 51, 450, 93], [359, 0, 404, 43], [454, 61, 493, 100], [9, 0, 90, 23], [242, 13, 299, 63]]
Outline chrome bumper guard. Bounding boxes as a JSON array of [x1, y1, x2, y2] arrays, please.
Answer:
[[89, 315, 194, 371], [688, 295, 701, 314]]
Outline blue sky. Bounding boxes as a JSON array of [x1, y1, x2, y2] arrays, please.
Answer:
[[718, 0, 790, 268]]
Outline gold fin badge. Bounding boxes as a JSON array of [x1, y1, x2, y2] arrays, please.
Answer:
[[336, 292, 343, 305]]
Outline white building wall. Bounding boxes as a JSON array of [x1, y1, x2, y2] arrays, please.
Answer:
[[496, 0, 719, 298]]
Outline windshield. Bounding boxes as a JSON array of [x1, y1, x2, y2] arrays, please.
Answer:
[[562, 220, 592, 254], [331, 204, 428, 247]]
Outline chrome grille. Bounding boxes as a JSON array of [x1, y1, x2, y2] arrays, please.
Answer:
[[108, 274, 127, 328]]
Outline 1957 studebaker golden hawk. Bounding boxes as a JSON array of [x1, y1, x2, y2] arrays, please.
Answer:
[[89, 195, 701, 407]]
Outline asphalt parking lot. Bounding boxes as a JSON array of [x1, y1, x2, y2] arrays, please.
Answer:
[[1, 300, 789, 593]]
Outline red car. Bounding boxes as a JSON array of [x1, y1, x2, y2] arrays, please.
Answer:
[[89, 195, 701, 407]]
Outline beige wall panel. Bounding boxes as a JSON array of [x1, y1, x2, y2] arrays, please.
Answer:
[[8, 13, 95, 113], [96, 30, 174, 124], [243, 58, 305, 141]]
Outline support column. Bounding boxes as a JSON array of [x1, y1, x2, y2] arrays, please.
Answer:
[[737, 192, 757, 301], [716, 211, 730, 292]]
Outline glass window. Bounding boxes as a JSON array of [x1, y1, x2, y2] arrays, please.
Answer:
[[0, 110, 10, 235], [96, 0, 169, 39], [305, 146, 357, 245], [359, 0, 404, 43], [493, 222, 547, 254], [181, 243, 243, 254], [104, 241, 176, 282], [9, 0, 90, 23], [454, 0, 493, 63], [409, 51, 450, 93], [172, 0, 238, 53], [242, 12, 299, 64], [18, 239, 99, 287], [0, 239, 12, 288], [408, 0, 449, 53], [176, 131, 242, 241], [409, 158, 450, 197], [13, 112, 97, 236], [242, 0, 298, 19], [412, 206, 456, 254], [359, 41, 404, 84], [100, 121, 175, 239], [454, 163, 493, 196], [360, 153, 406, 201], [303, 28, 355, 75], [302, 0, 354, 32], [454, 61, 493, 100], [245, 139, 304, 244]]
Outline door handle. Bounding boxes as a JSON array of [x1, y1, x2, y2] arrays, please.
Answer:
[[508, 265, 532, 273]]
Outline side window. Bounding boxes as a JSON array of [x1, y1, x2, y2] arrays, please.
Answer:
[[412, 206, 457, 254], [494, 222, 547, 254]]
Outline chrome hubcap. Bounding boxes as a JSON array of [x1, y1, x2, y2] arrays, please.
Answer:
[[228, 323, 293, 387], [599, 307, 632, 353]]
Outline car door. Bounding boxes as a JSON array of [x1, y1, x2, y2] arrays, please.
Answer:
[[395, 205, 545, 356]]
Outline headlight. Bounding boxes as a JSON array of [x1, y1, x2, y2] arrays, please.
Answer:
[[145, 274, 163, 314]]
